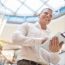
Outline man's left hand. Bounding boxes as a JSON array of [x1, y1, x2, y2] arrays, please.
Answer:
[[49, 36, 63, 52]]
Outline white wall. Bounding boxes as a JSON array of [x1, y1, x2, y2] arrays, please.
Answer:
[[48, 15, 65, 37], [0, 15, 65, 42]]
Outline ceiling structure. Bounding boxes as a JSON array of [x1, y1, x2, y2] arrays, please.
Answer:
[[0, 0, 65, 23]]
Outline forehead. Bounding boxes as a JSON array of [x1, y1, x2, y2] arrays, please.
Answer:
[[41, 9, 52, 14]]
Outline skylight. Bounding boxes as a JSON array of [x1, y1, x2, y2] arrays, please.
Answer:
[[0, 0, 65, 16]]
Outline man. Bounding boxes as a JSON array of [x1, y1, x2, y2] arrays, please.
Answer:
[[12, 8, 62, 65]]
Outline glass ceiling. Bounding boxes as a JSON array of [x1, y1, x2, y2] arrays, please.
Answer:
[[0, 0, 65, 16], [0, 0, 65, 23]]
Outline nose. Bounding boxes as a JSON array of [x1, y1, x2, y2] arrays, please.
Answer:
[[46, 14, 50, 17]]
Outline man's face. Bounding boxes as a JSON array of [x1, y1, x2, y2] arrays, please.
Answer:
[[39, 9, 52, 25]]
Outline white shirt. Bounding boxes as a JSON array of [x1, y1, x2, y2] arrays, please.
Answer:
[[12, 22, 60, 65]]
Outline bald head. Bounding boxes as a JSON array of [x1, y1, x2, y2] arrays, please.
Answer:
[[40, 8, 52, 19], [40, 8, 52, 15]]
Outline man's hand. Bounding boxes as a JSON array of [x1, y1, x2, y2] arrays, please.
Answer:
[[49, 36, 63, 52]]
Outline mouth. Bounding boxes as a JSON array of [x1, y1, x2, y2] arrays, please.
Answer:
[[45, 18, 49, 22]]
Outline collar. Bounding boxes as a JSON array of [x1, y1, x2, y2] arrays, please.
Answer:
[[35, 22, 48, 30], [35, 22, 51, 33]]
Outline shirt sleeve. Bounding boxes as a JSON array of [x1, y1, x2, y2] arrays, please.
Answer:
[[12, 23, 45, 46], [39, 47, 60, 64]]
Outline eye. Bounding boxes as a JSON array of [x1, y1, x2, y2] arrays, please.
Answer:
[[44, 12, 52, 17], [50, 15, 52, 18]]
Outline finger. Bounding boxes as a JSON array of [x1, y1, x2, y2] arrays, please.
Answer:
[[55, 37, 60, 51], [54, 37, 58, 50], [52, 37, 56, 46], [54, 37, 59, 47], [51, 37, 58, 52], [49, 40, 52, 51], [52, 37, 55, 47], [54, 37, 58, 46], [50, 38, 55, 51]]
